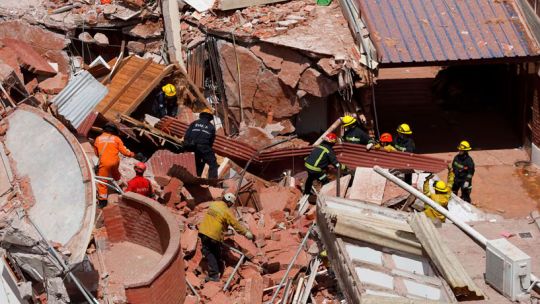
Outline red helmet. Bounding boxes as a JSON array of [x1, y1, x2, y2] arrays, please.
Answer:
[[134, 162, 147, 173], [380, 133, 393, 143], [325, 133, 337, 144]]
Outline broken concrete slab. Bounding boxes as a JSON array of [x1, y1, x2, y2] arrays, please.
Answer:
[[4, 106, 95, 264], [125, 20, 164, 38], [38, 72, 68, 94], [46, 277, 70, 304], [319, 174, 351, 197], [347, 167, 387, 205], [298, 67, 338, 98], [93, 33, 110, 46], [217, 0, 288, 11], [1, 38, 57, 76], [259, 185, 301, 213]]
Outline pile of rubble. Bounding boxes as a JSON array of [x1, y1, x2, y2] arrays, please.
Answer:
[[184, 0, 317, 39]]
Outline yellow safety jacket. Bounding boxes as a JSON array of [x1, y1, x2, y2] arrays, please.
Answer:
[[423, 171, 455, 222], [198, 201, 248, 242]]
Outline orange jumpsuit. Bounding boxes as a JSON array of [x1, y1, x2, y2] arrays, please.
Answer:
[[94, 132, 134, 200]]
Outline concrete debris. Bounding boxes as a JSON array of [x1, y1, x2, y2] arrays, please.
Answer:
[[94, 33, 110, 46], [46, 277, 70, 304]]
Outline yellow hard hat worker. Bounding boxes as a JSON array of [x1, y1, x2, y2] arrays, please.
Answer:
[[341, 115, 357, 127], [434, 180, 449, 193], [458, 140, 472, 151], [162, 84, 176, 97], [397, 123, 412, 135]]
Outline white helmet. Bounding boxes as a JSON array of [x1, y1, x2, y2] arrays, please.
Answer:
[[223, 193, 236, 203]]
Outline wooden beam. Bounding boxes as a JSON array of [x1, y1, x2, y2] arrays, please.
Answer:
[[101, 58, 153, 116], [161, 0, 184, 69], [313, 118, 341, 146], [218, 0, 288, 11], [408, 212, 485, 301]]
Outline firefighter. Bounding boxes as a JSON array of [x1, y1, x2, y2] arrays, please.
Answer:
[[394, 123, 416, 185], [366, 133, 397, 152], [303, 133, 346, 195], [198, 193, 253, 282], [153, 83, 179, 118], [94, 123, 135, 207], [341, 115, 370, 145], [452, 141, 475, 203], [184, 108, 218, 179], [423, 165, 455, 224], [125, 162, 153, 198]]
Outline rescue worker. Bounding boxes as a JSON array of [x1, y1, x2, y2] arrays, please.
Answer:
[[303, 133, 346, 195], [125, 162, 153, 198], [452, 141, 475, 203], [394, 123, 416, 185], [153, 83, 178, 118], [94, 123, 135, 207], [198, 193, 253, 282], [341, 115, 370, 145], [366, 133, 397, 152], [423, 165, 454, 224], [184, 108, 218, 179]]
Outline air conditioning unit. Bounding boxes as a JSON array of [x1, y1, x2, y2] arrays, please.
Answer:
[[485, 238, 531, 301]]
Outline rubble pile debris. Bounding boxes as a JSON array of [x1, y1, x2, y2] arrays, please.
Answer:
[[0, 0, 539, 302]]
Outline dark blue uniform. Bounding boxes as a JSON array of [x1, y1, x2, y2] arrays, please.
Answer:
[[342, 124, 370, 145], [394, 134, 416, 185], [303, 142, 342, 195], [452, 153, 475, 203], [153, 91, 179, 118], [185, 113, 218, 179]]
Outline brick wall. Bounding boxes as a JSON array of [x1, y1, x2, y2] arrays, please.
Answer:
[[125, 248, 186, 304], [103, 197, 169, 254], [102, 193, 186, 304]]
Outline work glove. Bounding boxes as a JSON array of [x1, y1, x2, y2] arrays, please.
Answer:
[[366, 142, 374, 151], [463, 181, 470, 188], [245, 231, 254, 240]]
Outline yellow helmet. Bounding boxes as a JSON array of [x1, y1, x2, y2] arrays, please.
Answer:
[[458, 140, 472, 151], [201, 108, 214, 115], [162, 84, 176, 97], [397, 123, 412, 135], [434, 180, 448, 193], [341, 115, 357, 127]]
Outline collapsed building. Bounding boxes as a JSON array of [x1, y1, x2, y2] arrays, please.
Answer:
[[0, 0, 539, 303]]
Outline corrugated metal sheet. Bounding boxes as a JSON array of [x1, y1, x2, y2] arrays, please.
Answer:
[[52, 71, 108, 128], [356, 0, 540, 64], [147, 149, 197, 177], [156, 117, 447, 173]]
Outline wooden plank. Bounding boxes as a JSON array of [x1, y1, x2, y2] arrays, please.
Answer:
[[218, 0, 288, 10], [100, 58, 153, 116], [408, 213, 485, 301], [347, 167, 387, 205], [334, 214, 422, 256], [126, 64, 175, 115]]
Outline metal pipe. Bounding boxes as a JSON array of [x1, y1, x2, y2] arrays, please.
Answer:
[[373, 165, 540, 291], [223, 254, 245, 291], [186, 278, 200, 300], [373, 166, 488, 244], [268, 223, 315, 304]]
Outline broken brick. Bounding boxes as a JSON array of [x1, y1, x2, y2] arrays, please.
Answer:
[[231, 234, 259, 259], [181, 228, 198, 256], [185, 271, 202, 289], [200, 281, 221, 299], [244, 273, 264, 304], [38, 72, 68, 94]]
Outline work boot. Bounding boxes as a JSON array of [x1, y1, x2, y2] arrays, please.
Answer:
[[205, 276, 219, 282], [97, 199, 108, 209]]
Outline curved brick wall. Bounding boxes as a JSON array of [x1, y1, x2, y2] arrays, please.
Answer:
[[103, 192, 186, 304]]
